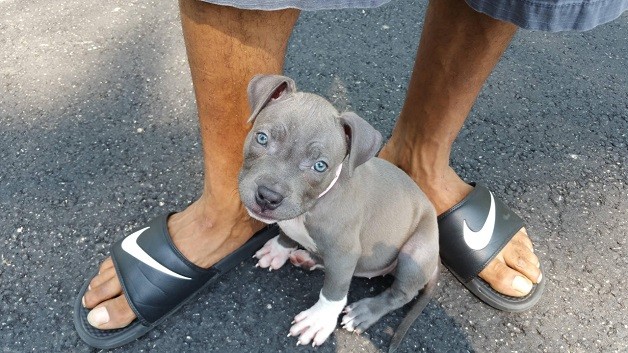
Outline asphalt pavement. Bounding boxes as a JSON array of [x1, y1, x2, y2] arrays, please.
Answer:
[[1, 0, 627, 352]]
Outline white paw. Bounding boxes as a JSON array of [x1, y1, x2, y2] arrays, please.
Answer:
[[254, 236, 296, 270], [288, 292, 346, 347]]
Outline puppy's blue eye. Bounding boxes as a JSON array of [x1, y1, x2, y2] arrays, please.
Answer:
[[256, 132, 268, 146], [313, 161, 328, 173]]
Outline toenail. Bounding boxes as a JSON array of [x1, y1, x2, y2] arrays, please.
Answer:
[[536, 261, 540, 268], [87, 307, 110, 327], [537, 272, 543, 283], [82, 296, 86, 308], [512, 276, 533, 294]]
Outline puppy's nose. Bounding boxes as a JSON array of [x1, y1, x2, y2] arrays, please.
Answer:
[[255, 186, 284, 210]]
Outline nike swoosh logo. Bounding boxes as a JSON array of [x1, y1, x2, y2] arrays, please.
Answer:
[[121, 227, 192, 280], [463, 192, 495, 250]]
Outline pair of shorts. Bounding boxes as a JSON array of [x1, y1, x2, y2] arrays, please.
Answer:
[[202, 0, 628, 32]]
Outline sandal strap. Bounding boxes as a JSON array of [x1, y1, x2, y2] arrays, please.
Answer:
[[437, 183, 524, 282], [111, 214, 217, 326]]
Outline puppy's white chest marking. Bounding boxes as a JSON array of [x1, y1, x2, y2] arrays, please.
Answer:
[[278, 215, 318, 253]]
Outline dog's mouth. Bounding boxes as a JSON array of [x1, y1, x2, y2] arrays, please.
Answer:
[[245, 206, 278, 224]]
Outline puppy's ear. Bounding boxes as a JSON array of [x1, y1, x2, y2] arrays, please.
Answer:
[[247, 74, 296, 123], [339, 112, 383, 177]]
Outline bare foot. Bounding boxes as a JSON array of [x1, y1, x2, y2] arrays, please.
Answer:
[[81, 196, 263, 329], [379, 141, 542, 297]]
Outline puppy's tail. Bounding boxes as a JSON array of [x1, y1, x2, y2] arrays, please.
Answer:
[[388, 262, 440, 353]]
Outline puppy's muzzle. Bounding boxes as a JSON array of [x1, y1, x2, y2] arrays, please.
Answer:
[[255, 185, 284, 211]]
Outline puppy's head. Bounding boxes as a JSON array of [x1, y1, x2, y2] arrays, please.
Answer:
[[238, 74, 382, 223]]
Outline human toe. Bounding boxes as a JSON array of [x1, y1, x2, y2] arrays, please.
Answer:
[[98, 257, 114, 273], [83, 275, 123, 309], [479, 260, 533, 297], [503, 241, 542, 284], [87, 296, 136, 330], [512, 229, 534, 253], [88, 266, 116, 290]]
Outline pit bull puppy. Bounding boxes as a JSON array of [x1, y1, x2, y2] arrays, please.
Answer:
[[238, 74, 439, 351]]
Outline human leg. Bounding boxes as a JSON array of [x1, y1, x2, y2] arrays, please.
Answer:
[[81, 0, 299, 330], [379, 0, 542, 298]]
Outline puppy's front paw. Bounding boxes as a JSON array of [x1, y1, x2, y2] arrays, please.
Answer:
[[289, 249, 324, 271], [288, 292, 346, 347], [255, 236, 296, 270]]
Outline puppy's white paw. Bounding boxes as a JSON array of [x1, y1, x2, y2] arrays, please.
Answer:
[[255, 236, 296, 270], [288, 292, 346, 347]]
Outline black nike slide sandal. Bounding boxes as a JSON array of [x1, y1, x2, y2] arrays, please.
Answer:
[[73, 213, 278, 349], [437, 183, 545, 312]]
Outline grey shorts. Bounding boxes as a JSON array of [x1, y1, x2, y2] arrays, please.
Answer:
[[203, 0, 628, 31]]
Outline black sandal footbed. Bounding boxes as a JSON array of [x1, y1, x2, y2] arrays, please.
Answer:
[[437, 183, 545, 312], [442, 260, 546, 312], [73, 214, 278, 349]]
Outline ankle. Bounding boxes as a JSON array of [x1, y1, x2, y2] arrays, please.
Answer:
[[167, 196, 263, 268], [380, 131, 450, 182], [417, 168, 473, 215], [380, 136, 472, 215]]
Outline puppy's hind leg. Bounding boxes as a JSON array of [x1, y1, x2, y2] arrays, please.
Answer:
[[342, 218, 439, 335]]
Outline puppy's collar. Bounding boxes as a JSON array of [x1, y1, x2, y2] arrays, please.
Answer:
[[317, 163, 343, 199]]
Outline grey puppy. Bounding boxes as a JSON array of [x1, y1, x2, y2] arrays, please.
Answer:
[[238, 74, 439, 351]]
